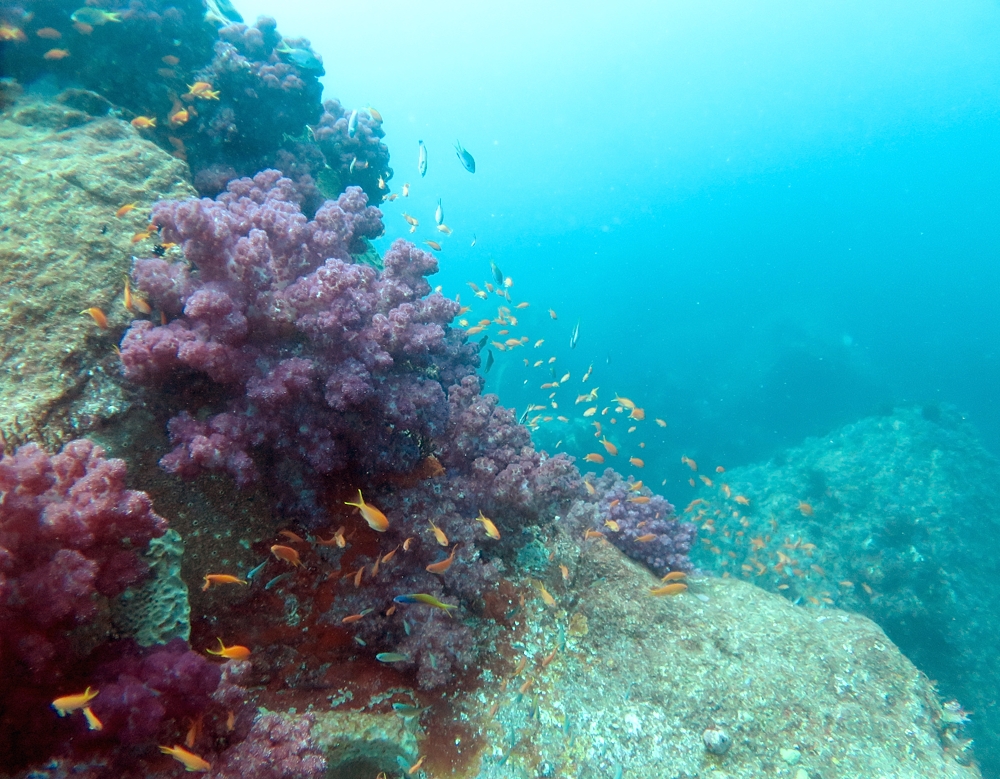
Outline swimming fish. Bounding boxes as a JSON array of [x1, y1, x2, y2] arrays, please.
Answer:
[[418, 140, 428, 177], [490, 259, 504, 286], [662, 571, 687, 582], [583, 453, 604, 464], [484, 349, 494, 373], [131, 116, 156, 129], [81, 308, 108, 328], [435, 198, 444, 225], [797, 501, 814, 516], [437, 223, 452, 235], [650, 582, 687, 596], [474, 510, 500, 539], [162, 54, 180, 66], [159, 744, 211, 772], [426, 545, 457, 574], [655, 418, 668, 427], [52, 687, 99, 716], [599, 437, 618, 456], [270, 544, 302, 567], [376, 652, 410, 663], [424, 240, 442, 251], [392, 703, 430, 719], [393, 593, 457, 611], [428, 520, 449, 546], [629, 457, 644, 468], [202, 574, 248, 591], [206, 638, 250, 661], [36, 27, 62, 39], [43, 48, 71, 60], [70, 7, 122, 25], [570, 320, 580, 349], [681, 455, 698, 471], [471, 234, 476, 247], [535, 580, 556, 607], [454, 139, 475, 172], [82, 706, 103, 731], [0, 24, 26, 41], [548, 308, 557, 319], [345, 490, 389, 531], [402, 182, 410, 197], [347, 109, 358, 138], [367, 106, 382, 122]]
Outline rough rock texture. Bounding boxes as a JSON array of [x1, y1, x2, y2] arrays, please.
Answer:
[[690, 404, 996, 774], [162, 541, 973, 779], [0, 91, 195, 450]]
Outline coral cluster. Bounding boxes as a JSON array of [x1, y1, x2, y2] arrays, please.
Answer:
[[0, 438, 167, 766], [0, 1, 387, 200], [583, 468, 696, 576]]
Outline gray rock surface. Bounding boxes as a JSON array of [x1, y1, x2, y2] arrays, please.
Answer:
[[0, 90, 195, 450]]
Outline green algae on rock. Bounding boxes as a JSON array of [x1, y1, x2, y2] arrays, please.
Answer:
[[0, 90, 195, 450]]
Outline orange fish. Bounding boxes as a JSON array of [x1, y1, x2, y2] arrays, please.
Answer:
[[202, 574, 247, 591], [715, 466, 725, 473], [612, 394, 636, 410], [559, 564, 570, 580], [428, 520, 449, 546], [583, 453, 604, 464], [315, 526, 346, 548], [159, 744, 211, 772], [655, 418, 667, 428], [629, 407, 645, 421], [52, 687, 99, 716], [36, 27, 62, 39], [169, 108, 190, 126], [116, 202, 139, 218], [381, 545, 400, 563], [627, 496, 650, 504], [0, 24, 26, 41], [426, 545, 457, 574], [82, 706, 103, 731], [519, 677, 535, 694], [130, 116, 156, 129], [604, 520, 620, 532], [583, 480, 596, 495], [402, 536, 415, 552], [583, 529, 605, 541], [599, 437, 618, 456], [341, 612, 367, 624], [185, 81, 215, 96], [548, 308, 557, 319], [536, 581, 556, 607], [681, 456, 697, 471], [424, 240, 442, 251], [407, 756, 425, 776], [475, 510, 500, 539], [270, 544, 302, 567], [345, 490, 389, 531], [635, 533, 656, 542], [81, 307, 108, 328], [206, 638, 250, 661], [661, 571, 687, 582], [162, 54, 180, 66], [43, 48, 71, 60], [650, 582, 687, 596], [630, 481, 643, 491], [734, 495, 750, 506], [699, 475, 713, 487], [629, 457, 644, 468], [72, 21, 93, 34], [797, 501, 814, 516]]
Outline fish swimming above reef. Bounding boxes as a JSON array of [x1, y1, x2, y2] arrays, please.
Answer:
[[348, 109, 358, 138], [418, 140, 428, 177], [455, 140, 475, 172], [570, 319, 580, 349], [490, 258, 504, 286], [275, 41, 323, 72], [484, 349, 495, 373], [70, 8, 121, 25], [435, 198, 444, 225]]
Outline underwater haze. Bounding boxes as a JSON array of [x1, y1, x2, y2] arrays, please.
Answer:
[[237, 0, 1000, 476]]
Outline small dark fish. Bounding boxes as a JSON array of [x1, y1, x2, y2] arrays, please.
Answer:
[[455, 140, 475, 173], [519, 407, 531, 424], [477, 334, 488, 351], [264, 572, 293, 590], [418, 140, 428, 177], [570, 320, 580, 349], [485, 349, 495, 373], [490, 258, 503, 286], [471, 234, 477, 247], [348, 109, 358, 138]]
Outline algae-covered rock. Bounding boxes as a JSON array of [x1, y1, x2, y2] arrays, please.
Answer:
[[691, 404, 997, 774], [0, 90, 195, 450], [111, 528, 191, 646], [228, 539, 974, 779]]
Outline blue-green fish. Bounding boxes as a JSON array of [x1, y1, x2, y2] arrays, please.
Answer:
[[454, 140, 475, 173], [435, 198, 444, 226], [418, 140, 428, 177], [392, 703, 430, 719], [70, 7, 121, 25], [376, 652, 409, 663], [393, 593, 457, 611]]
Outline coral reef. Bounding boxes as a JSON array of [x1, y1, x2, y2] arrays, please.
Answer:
[[0, 1, 388, 200], [0, 438, 167, 766], [212, 711, 327, 779], [581, 468, 696, 576]]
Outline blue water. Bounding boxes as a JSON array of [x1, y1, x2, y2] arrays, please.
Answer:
[[238, 0, 1000, 478]]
